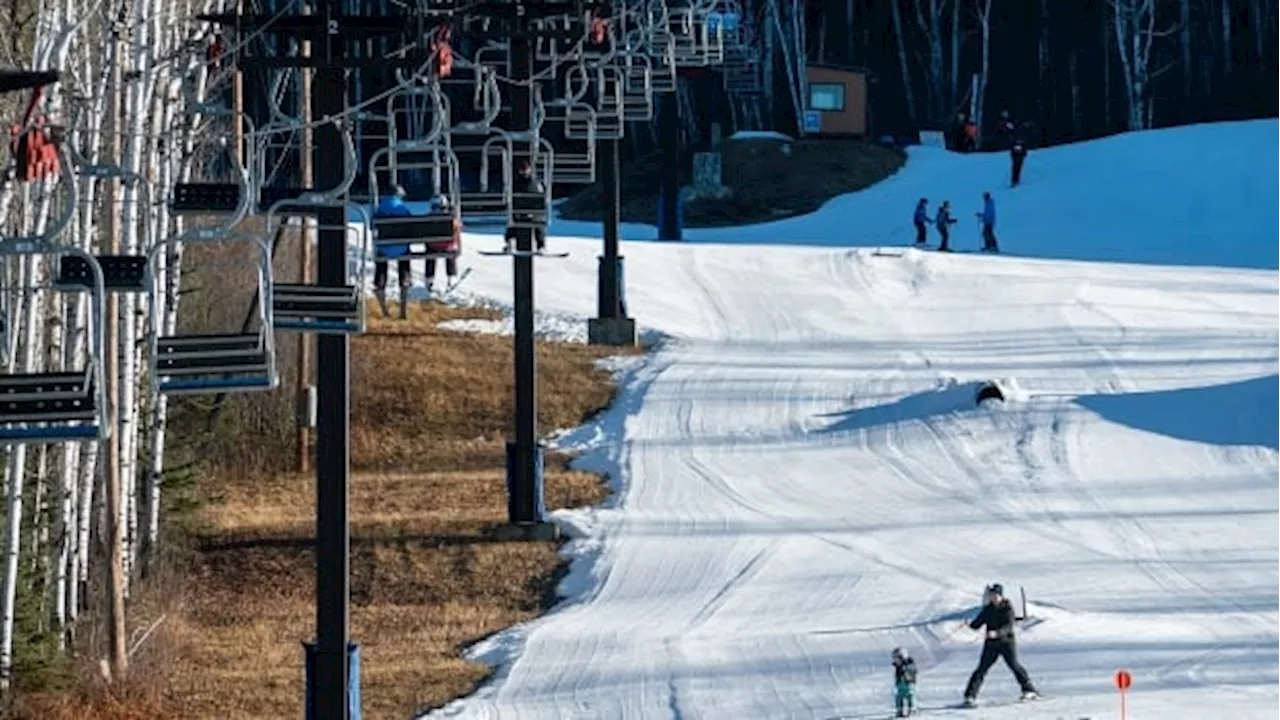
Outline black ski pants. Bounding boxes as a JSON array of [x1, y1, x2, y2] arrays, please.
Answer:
[[982, 223, 998, 251], [964, 638, 1036, 698], [425, 257, 458, 280], [1011, 155, 1026, 186], [374, 259, 411, 290], [915, 221, 927, 244]]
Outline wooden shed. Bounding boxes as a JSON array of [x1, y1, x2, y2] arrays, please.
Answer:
[[803, 64, 869, 136]]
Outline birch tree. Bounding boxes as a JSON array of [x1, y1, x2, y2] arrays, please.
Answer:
[[972, 0, 992, 146], [1110, 0, 1176, 130], [911, 0, 952, 123], [890, 0, 918, 124]]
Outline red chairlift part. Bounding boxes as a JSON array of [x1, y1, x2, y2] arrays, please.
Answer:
[[207, 32, 227, 70], [431, 24, 454, 78], [9, 87, 59, 183], [589, 9, 608, 45]]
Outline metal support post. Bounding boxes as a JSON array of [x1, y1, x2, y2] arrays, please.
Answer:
[[588, 138, 636, 345], [657, 91, 682, 241], [501, 23, 556, 541], [312, 5, 354, 716]]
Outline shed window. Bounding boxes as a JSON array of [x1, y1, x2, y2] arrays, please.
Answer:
[[809, 83, 846, 112]]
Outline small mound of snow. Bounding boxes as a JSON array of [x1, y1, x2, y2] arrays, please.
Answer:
[[436, 311, 587, 343], [436, 318, 507, 335]]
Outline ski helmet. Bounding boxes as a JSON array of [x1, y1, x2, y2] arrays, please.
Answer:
[[892, 647, 909, 661]]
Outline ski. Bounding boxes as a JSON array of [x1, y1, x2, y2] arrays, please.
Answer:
[[478, 248, 570, 258], [948, 695, 1050, 710]]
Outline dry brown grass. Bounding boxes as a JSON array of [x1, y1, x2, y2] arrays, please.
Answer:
[[161, 300, 644, 720]]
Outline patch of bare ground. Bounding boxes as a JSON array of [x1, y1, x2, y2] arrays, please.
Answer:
[[161, 300, 643, 719]]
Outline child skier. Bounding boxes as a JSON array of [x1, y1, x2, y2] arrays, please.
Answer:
[[892, 647, 918, 717]]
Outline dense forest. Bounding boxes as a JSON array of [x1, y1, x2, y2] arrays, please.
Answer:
[[661, 0, 1278, 154]]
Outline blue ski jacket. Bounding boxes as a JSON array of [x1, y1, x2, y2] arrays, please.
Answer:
[[375, 194, 413, 218], [981, 196, 996, 226]]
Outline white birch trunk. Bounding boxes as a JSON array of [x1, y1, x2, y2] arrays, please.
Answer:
[[949, 0, 961, 113], [974, 0, 992, 147], [0, 187, 52, 691], [890, 0, 918, 124], [1179, 0, 1193, 98]]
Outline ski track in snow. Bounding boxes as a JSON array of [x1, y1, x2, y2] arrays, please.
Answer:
[[420, 121, 1279, 720]]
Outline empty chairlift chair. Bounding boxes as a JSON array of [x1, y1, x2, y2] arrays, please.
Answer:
[[0, 147, 110, 443], [263, 128, 371, 335], [0, 249, 108, 444], [146, 232, 278, 395], [55, 142, 154, 293], [170, 110, 259, 221], [148, 105, 278, 394]]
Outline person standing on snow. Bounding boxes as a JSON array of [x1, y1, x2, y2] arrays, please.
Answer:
[[961, 583, 1039, 708], [995, 110, 1017, 150], [1009, 141, 1028, 187], [891, 647, 918, 717], [913, 198, 930, 245], [976, 192, 999, 252], [934, 200, 957, 251]]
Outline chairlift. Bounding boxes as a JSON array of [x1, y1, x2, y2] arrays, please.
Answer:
[[150, 113, 277, 394], [367, 140, 464, 264], [262, 126, 370, 335], [477, 141, 561, 259], [534, 87, 598, 186], [620, 54, 656, 120], [445, 125, 525, 222], [502, 137, 553, 231], [668, 2, 725, 66], [620, 18, 677, 94], [54, 141, 154, 293], [388, 71, 449, 149], [0, 142, 109, 444], [170, 111, 256, 222], [439, 63, 501, 133], [591, 65, 627, 138], [0, 249, 109, 444], [475, 43, 509, 78], [145, 228, 278, 396], [533, 15, 573, 63]]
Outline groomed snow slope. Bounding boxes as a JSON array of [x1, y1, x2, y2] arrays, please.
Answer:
[[534, 118, 1280, 271], [417, 119, 1279, 720]]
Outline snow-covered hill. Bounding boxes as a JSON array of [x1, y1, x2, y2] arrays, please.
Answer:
[[417, 119, 1279, 720]]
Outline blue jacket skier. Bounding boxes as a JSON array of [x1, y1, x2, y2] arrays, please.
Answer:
[[962, 584, 1038, 707], [892, 647, 918, 717], [913, 199, 929, 245], [976, 192, 999, 252], [373, 185, 415, 317]]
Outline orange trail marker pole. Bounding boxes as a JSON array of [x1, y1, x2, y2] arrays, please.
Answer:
[[1114, 669, 1132, 719]]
